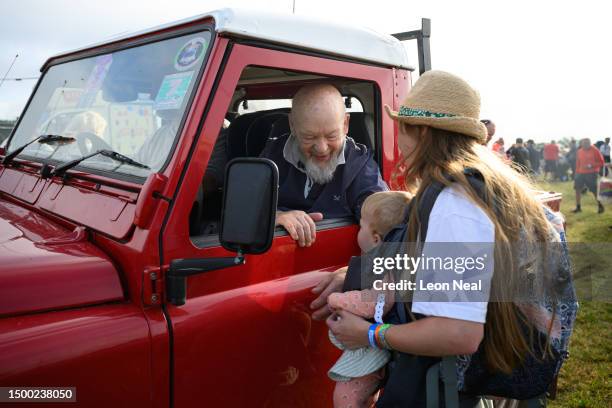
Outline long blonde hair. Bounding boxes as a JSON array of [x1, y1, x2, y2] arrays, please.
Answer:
[[394, 124, 551, 373]]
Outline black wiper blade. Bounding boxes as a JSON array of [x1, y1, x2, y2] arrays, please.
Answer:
[[51, 149, 150, 178], [99, 150, 150, 170], [2, 134, 75, 165]]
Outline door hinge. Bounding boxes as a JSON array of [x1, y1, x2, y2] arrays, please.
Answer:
[[143, 266, 167, 306]]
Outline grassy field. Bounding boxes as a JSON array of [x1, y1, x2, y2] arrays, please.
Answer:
[[537, 178, 611, 408]]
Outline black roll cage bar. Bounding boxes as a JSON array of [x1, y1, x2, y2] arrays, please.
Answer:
[[392, 18, 432, 75]]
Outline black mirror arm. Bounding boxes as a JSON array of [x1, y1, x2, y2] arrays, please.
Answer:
[[166, 252, 245, 306]]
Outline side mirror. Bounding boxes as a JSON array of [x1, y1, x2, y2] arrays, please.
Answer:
[[220, 158, 278, 254], [166, 158, 278, 306]]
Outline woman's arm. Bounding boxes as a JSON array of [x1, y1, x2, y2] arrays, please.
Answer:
[[384, 315, 483, 356], [327, 309, 483, 356]]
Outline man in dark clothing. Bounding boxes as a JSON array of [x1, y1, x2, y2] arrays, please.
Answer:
[[506, 138, 531, 173], [526, 139, 540, 175], [600, 137, 610, 176], [566, 139, 578, 180], [260, 84, 387, 247]]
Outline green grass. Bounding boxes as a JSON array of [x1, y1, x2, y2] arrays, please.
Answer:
[[538, 179, 612, 243], [536, 178, 611, 408]]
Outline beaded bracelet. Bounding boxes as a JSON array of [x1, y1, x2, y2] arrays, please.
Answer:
[[376, 324, 393, 350]]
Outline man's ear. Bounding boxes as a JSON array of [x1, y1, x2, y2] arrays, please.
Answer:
[[343, 113, 350, 135], [288, 114, 295, 135]]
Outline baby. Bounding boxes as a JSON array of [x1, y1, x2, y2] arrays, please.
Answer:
[[327, 191, 412, 408]]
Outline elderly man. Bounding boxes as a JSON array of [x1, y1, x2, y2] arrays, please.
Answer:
[[260, 84, 387, 247]]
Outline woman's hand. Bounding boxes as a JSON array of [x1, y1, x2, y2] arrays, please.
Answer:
[[326, 309, 371, 350], [310, 266, 347, 320]]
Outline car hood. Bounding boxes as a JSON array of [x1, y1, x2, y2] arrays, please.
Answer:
[[0, 198, 123, 317]]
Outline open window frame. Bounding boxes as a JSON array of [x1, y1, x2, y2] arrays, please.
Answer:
[[190, 64, 383, 248]]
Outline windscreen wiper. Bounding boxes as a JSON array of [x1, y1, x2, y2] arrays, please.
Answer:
[[2, 134, 76, 165], [51, 149, 150, 178]]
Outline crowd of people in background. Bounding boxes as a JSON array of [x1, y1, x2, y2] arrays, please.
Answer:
[[481, 120, 610, 214]]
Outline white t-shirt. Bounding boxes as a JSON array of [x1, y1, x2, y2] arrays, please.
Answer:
[[411, 184, 495, 323]]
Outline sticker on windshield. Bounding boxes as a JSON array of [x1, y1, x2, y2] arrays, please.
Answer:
[[78, 54, 113, 108], [174, 37, 207, 71], [154, 71, 194, 110]]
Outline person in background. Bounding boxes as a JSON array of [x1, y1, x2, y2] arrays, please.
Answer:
[[492, 137, 505, 157], [481, 119, 495, 145], [526, 139, 540, 175], [507, 138, 531, 174], [543, 140, 560, 181], [573, 138, 605, 214], [600, 137, 610, 176], [566, 139, 578, 180]]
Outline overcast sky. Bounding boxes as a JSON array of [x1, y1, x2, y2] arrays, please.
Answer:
[[1, 0, 610, 143]]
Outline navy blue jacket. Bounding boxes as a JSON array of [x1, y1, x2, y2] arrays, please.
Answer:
[[260, 134, 387, 219]]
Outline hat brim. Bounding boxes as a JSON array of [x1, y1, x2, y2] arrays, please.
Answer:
[[384, 105, 486, 142]]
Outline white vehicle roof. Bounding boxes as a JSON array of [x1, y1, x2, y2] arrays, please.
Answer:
[[49, 8, 412, 70]]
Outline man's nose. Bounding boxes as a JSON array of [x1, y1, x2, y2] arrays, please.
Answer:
[[313, 138, 328, 154]]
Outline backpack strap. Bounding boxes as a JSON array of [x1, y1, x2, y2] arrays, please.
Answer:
[[425, 357, 460, 408], [416, 180, 446, 243], [415, 169, 486, 243], [342, 255, 366, 292], [441, 356, 460, 408], [417, 171, 485, 408], [426, 362, 440, 408]]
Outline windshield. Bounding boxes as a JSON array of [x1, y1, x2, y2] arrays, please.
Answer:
[[8, 31, 211, 178]]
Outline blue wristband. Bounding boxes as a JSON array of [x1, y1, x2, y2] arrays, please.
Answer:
[[368, 323, 380, 349]]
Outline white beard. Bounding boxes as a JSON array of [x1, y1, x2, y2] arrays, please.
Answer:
[[300, 150, 342, 185]]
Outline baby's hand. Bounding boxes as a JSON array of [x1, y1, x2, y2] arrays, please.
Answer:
[[328, 292, 348, 310], [328, 290, 377, 318]]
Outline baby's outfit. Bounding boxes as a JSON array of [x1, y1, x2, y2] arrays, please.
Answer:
[[328, 289, 393, 408]]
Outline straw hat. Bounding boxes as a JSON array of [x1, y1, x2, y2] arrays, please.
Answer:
[[385, 70, 487, 142]]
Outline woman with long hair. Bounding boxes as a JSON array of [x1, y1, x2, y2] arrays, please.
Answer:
[[315, 71, 557, 407]]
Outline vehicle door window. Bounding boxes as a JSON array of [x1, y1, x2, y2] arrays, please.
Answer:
[[190, 66, 380, 247]]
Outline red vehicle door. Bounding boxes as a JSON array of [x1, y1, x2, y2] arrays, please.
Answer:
[[160, 41, 405, 407]]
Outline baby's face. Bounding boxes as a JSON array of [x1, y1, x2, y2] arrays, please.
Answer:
[[357, 212, 380, 253]]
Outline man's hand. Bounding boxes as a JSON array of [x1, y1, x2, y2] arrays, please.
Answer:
[[310, 266, 347, 320], [276, 210, 323, 247]]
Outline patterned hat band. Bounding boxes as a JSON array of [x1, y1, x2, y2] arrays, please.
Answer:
[[398, 106, 456, 119]]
